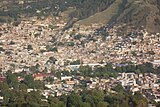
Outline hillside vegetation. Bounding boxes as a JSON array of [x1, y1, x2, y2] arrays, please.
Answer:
[[0, 0, 160, 32], [76, 0, 160, 33]]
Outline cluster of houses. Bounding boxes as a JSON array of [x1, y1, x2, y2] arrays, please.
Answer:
[[0, 17, 65, 72], [0, 17, 160, 73], [117, 73, 160, 102], [0, 16, 160, 104], [23, 72, 160, 103]]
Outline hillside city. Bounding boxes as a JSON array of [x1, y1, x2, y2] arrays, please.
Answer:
[[0, 17, 160, 71], [0, 0, 160, 106], [0, 16, 160, 107]]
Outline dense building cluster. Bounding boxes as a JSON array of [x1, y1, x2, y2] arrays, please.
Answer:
[[0, 18, 160, 73], [0, 17, 160, 106]]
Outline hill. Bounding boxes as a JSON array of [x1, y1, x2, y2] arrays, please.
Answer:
[[0, 0, 160, 33], [75, 0, 160, 33]]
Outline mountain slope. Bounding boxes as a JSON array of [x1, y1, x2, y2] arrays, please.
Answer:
[[0, 0, 160, 33], [75, 0, 160, 33], [117, 0, 160, 33], [76, 0, 123, 25]]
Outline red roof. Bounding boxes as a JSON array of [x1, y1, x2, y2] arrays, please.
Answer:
[[33, 73, 51, 77], [0, 77, 6, 82]]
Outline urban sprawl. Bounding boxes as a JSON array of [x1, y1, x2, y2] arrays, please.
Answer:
[[0, 17, 160, 104]]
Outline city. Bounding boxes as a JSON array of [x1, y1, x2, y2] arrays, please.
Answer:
[[0, 0, 160, 107]]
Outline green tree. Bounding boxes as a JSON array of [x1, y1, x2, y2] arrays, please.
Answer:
[[48, 96, 65, 107], [132, 92, 148, 107], [46, 77, 54, 84], [70, 60, 81, 65], [30, 66, 39, 73], [0, 82, 9, 95], [34, 80, 44, 89], [113, 84, 124, 92], [67, 94, 82, 107], [27, 44, 33, 50], [8, 90, 26, 107], [0, 82, 10, 106], [55, 71, 61, 79], [104, 63, 114, 72], [19, 83, 28, 93], [97, 101, 109, 107], [48, 56, 57, 64], [82, 90, 105, 107], [79, 65, 92, 76], [82, 95, 95, 107], [136, 62, 154, 73], [23, 75, 34, 88], [60, 95, 68, 105], [25, 91, 42, 107], [6, 72, 19, 89], [80, 102, 91, 107]]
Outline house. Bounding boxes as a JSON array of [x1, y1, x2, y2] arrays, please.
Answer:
[[66, 81, 75, 85], [0, 77, 5, 82], [61, 76, 72, 81], [33, 73, 52, 81]]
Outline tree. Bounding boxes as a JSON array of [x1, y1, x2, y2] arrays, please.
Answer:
[[66, 42, 75, 46], [80, 102, 91, 107], [30, 66, 39, 73], [26, 91, 42, 107], [23, 75, 34, 88], [125, 64, 136, 72], [48, 56, 57, 64], [46, 77, 54, 84], [0, 82, 9, 95], [19, 83, 28, 93], [79, 66, 92, 76], [0, 47, 5, 52], [113, 84, 124, 92], [70, 60, 81, 65], [27, 44, 33, 50], [104, 63, 114, 72], [55, 71, 61, 79], [74, 34, 82, 40], [82, 90, 105, 107], [48, 96, 65, 107], [132, 92, 148, 107], [115, 66, 123, 72], [60, 95, 68, 105], [82, 95, 95, 107], [8, 90, 26, 107], [136, 62, 154, 73], [6, 72, 19, 89], [34, 80, 44, 89], [23, 74, 44, 89], [0, 82, 10, 106], [97, 101, 109, 107], [67, 94, 82, 107]]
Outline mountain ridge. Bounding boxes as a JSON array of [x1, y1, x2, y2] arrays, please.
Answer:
[[75, 0, 160, 33], [0, 0, 160, 33]]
